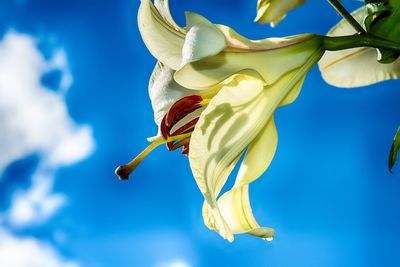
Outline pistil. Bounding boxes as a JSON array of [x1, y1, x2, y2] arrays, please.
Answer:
[[115, 133, 191, 180], [116, 95, 210, 180]]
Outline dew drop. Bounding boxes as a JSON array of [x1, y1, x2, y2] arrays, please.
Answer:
[[264, 237, 274, 242]]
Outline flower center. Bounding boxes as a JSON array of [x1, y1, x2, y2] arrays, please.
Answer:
[[160, 95, 209, 155], [115, 95, 209, 180]]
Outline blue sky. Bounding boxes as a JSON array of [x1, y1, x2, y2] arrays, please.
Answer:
[[0, 0, 399, 266]]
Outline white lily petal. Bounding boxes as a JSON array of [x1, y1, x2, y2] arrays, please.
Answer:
[[255, 0, 306, 27], [217, 25, 312, 51], [154, 0, 182, 31], [212, 77, 304, 239], [201, 152, 243, 240], [181, 12, 227, 66], [217, 185, 274, 239], [190, 75, 267, 193], [149, 62, 194, 126], [280, 76, 305, 106], [319, 7, 400, 87], [190, 75, 266, 241], [189, 48, 323, 241], [216, 118, 277, 239], [138, 0, 185, 70], [175, 36, 321, 89], [234, 118, 278, 188], [148, 62, 220, 133]]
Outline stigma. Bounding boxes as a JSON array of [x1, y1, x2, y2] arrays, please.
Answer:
[[115, 95, 209, 180]]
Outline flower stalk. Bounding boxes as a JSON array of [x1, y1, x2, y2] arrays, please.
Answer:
[[327, 0, 366, 34], [322, 34, 400, 52]]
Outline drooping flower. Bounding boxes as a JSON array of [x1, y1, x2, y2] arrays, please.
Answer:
[[255, 0, 306, 27], [319, 7, 400, 88], [117, 0, 324, 241]]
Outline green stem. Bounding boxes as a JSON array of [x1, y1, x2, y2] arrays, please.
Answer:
[[322, 34, 400, 52], [327, 0, 366, 34]]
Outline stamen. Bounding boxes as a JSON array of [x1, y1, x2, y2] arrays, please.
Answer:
[[166, 136, 190, 152], [117, 95, 210, 180], [165, 95, 203, 127], [170, 117, 199, 136], [115, 140, 163, 180], [115, 133, 191, 180], [200, 98, 211, 106], [160, 116, 170, 139], [181, 145, 189, 155], [160, 95, 210, 141]]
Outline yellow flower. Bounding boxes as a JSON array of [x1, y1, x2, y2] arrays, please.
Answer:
[[319, 7, 400, 88], [255, 0, 306, 27], [117, 0, 324, 242]]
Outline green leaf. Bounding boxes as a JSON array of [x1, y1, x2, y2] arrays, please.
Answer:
[[364, 9, 390, 32], [366, 0, 400, 63], [389, 127, 400, 173]]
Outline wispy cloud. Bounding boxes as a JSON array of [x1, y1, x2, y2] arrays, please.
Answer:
[[6, 169, 66, 228], [0, 31, 94, 175], [0, 30, 94, 266], [0, 228, 78, 267]]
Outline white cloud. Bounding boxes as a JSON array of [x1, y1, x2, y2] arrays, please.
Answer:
[[0, 228, 78, 267], [46, 49, 73, 93], [46, 126, 94, 167], [155, 259, 191, 267], [0, 30, 94, 267], [7, 170, 66, 228], [0, 31, 94, 227], [0, 31, 94, 173]]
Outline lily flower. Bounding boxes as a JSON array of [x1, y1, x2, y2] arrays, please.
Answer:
[[255, 0, 306, 27], [117, 0, 324, 241], [319, 7, 400, 88]]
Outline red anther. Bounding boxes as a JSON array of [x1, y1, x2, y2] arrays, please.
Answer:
[[160, 116, 170, 139], [165, 95, 203, 127], [170, 117, 199, 136], [160, 95, 205, 156], [166, 137, 190, 152], [181, 143, 190, 155]]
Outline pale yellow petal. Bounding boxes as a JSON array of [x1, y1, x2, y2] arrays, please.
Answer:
[[154, 0, 183, 32], [189, 75, 266, 241], [214, 77, 304, 239], [190, 48, 323, 241], [280, 76, 305, 106], [234, 118, 278, 188], [175, 36, 321, 89], [319, 7, 400, 87], [217, 25, 313, 51], [255, 0, 306, 26], [149, 62, 222, 131], [217, 185, 274, 239], [320, 48, 400, 88], [201, 152, 243, 240], [327, 7, 365, 36], [216, 118, 277, 239], [181, 12, 227, 66], [190, 75, 266, 197], [138, 0, 185, 70]]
